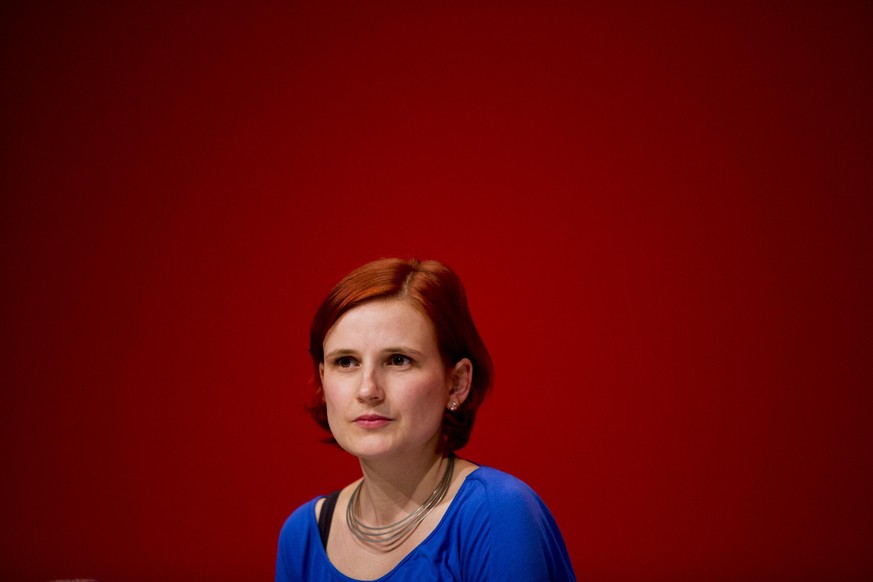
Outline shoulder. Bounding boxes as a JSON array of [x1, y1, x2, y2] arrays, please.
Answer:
[[276, 495, 326, 581], [463, 466, 547, 513], [451, 466, 577, 581], [449, 466, 551, 543], [279, 495, 321, 537], [465, 465, 536, 493]]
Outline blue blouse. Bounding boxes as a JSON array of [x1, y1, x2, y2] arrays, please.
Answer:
[[275, 466, 577, 581]]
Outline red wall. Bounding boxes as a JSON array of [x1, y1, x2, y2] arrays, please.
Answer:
[[2, 2, 871, 580]]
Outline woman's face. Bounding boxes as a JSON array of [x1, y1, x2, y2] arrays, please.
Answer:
[[320, 298, 458, 461]]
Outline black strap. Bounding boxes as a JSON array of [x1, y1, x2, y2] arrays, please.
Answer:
[[318, 490, 340, 548]]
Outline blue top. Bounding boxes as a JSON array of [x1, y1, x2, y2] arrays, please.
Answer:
[[275, 466, 577, 581]]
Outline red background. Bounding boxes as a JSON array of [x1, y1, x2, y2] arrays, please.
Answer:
[[2, 2, 872, 580]]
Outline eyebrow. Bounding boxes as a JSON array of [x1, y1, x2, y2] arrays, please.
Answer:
[[323, 347, 425, 360], [382, 347, 425, 357], [324, 349, 357, 360]]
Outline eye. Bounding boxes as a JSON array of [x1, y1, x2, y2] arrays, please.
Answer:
[[334, 356, 356, 368], [388, 354, 412, 367]]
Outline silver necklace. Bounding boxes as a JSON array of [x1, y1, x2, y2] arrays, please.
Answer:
[[346, 455, 455, 550]]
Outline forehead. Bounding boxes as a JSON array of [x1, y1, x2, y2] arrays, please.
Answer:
[[324, 299, 437, 349]]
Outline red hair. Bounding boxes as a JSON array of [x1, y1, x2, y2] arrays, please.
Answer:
[[306, 258, 493, 452]]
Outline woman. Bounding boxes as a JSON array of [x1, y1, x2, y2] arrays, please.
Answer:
[[276, 258, 576, 581]]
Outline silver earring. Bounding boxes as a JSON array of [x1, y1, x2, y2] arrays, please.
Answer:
[[449, 401, 458, 411]]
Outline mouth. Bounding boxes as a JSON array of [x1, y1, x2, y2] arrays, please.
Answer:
[[354, 414, 392, 429]]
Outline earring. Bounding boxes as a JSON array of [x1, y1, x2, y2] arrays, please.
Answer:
[[449, 401, 458, 411]]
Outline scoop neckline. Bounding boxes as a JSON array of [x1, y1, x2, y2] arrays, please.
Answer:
[[313, 465, 485, 582]]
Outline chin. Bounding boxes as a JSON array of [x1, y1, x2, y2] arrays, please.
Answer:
[[336, 435, 395, 459]]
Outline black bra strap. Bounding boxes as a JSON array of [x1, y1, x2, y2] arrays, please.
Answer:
[[318, 490, 340, 548]]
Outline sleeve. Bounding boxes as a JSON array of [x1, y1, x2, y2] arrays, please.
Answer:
[[460, 476, 577, 582]]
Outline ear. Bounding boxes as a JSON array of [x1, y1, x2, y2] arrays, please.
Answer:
[[448, 358, 473, 406], [319, 362, 325, 384]]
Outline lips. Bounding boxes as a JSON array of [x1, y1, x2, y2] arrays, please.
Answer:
[[354, 414, 392, 429]]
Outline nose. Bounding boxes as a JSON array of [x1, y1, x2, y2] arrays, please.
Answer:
[[356, 364, 384, 403]]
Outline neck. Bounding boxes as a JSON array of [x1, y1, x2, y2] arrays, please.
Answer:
[[356, 447, 451, 525]]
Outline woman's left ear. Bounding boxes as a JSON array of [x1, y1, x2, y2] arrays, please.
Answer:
[[448, 358, 473, 406]]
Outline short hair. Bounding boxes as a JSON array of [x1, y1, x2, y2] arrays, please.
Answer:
[[306, 257, 493, 452]]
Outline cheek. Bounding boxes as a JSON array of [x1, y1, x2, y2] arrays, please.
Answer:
[[322, 388, 347, 439], [321, 378, 346, 417], [410, 380, 449, 416], [323, 386, 345, 410]]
